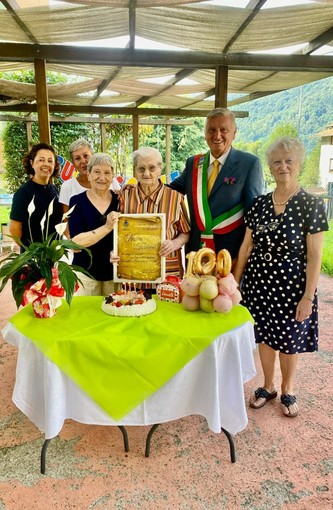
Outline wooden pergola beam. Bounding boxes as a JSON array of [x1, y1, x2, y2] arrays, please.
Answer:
[[135, 68, 196, 107], [0, 0, 39, 44], [0, 44, 332, 72], [223, 0, 268, 54], [215, 66, 228, 108], [301, 26, 333, 55], [129, 0, 136, 50], [0, 103, 249, 117], [34, 58, 50, 144], [0, 115, 194, 124]]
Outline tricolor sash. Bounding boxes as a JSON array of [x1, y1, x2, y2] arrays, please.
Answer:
[[192, 152, 244, 250]]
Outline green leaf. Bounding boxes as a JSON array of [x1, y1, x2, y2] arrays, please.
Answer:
[[57, 261, 78, 305]]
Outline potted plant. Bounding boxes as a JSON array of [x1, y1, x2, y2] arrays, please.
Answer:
[[0, 198, 92, 316]]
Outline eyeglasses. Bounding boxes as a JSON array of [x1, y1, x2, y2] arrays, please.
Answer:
[[257, 221, 280, 232], [136, 165, 161, 173]]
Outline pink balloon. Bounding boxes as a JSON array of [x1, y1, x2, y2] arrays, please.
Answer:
[[218, 274, 237, 296], [182, 294, 200, 311], [213, 294, 233, 314], [230, 289, 242, 305], [180, 277, 201, 297]]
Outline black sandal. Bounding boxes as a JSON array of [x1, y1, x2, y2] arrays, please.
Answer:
[[280, 394, 299, 417], [249, 387, 278, 409]]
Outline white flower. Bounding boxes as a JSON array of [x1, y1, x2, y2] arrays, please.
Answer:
[[27, 197, 36, 217], [40, 212, 46, 235], [62, 204, 76, 221], [48, 198, 55, 217], [55, 222, 67, 237]]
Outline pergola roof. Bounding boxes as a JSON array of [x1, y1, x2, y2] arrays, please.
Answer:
[[0, 0, 332, 116]]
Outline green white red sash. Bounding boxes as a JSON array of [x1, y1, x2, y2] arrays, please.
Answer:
[[192, 152, 244, 249]]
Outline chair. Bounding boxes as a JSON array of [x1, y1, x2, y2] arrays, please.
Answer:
[[0, 223, 14, 254]]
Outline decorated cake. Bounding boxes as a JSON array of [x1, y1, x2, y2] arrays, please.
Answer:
[[101, 288, 156, 317]]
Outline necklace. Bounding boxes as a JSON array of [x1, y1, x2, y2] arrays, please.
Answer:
[[272, 186, 300, 206]]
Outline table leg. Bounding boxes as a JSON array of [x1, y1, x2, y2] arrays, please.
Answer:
[[145, 424, 160, 457], [40, 427, 129, 474], [221, 427, 236, 463], [41, 438, 52, 474], [118, 426, 129, 452]]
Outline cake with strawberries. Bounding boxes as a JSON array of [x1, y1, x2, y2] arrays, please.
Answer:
[[101, 288, 156, 317]]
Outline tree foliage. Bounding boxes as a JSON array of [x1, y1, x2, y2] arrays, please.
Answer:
[[235, 77, 333, 155], [0, 70, 68, 85], [300, 143, 321, 188], [104, 121, 133, 176], [2, 121, 39, 192], [2, 120, 95, 192]]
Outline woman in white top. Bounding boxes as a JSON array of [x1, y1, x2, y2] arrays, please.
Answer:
[[59, 138, 121, 216], [59, 138, 94, 214]]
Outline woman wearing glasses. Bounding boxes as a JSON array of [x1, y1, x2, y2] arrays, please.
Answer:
[[234, 137, 328, 418], [68, 153, 120, 296], [115, 147, 190, 279]]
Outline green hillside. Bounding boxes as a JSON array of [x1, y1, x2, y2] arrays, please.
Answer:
[[234, 76, 333, 152]]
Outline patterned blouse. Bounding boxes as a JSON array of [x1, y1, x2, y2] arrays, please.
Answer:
[[119, 180, 190, 276]]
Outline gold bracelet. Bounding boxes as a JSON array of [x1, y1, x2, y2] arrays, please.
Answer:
[[303, 292, 314, 301]]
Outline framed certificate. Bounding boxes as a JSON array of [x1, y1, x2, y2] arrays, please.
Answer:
[[113, 213, 166, 283]]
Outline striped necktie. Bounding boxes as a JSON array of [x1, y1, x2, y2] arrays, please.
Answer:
[[207, 159, 220, 195]]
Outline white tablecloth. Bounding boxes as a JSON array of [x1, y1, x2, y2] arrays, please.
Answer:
[[3, 321, 256, 439]]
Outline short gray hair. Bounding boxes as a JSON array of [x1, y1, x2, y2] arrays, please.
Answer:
[[69, 138, 94, 158], [131, 147, 163, 167], [266, 137, 306, 166], [87, 153, 115, 173], [205, 108, 237, 130]]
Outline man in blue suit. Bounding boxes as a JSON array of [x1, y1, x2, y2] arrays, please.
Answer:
[[169, 108, 264, 259]]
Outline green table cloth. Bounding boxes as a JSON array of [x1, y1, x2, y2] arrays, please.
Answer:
[[10, 296, 253, 421]]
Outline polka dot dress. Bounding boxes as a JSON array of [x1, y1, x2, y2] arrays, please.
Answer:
[[241, 189, 328, 354]]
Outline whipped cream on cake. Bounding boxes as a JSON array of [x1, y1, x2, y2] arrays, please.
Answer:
[[101, 288, 156, 317]]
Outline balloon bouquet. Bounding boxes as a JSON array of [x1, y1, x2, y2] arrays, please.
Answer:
[[181, 248, 241, 313]]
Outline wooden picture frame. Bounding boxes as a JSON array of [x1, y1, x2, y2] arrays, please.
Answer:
[[113, 213, 166, 283]]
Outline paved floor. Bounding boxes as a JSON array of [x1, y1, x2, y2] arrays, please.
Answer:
[[0, 262, 332, 510]]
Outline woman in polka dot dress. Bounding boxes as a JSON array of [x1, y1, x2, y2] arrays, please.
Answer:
[[233, 137, 328, 418]]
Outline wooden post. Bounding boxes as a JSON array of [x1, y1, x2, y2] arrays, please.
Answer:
[[165, 123, 171, 183], [34, 59, 51, 144], [132, 114, 139, 150], [215, 66, 228, 108], [26, 120, 33, 148], [100, 122, 106, 151], [132, 114, 139, 176]]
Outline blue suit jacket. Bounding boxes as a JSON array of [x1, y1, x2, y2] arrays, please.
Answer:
[[169, 147, 264, 258]]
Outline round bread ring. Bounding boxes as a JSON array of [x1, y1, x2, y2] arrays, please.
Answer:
[[216, 249, 232, 277], [193, 247, 216, 275]]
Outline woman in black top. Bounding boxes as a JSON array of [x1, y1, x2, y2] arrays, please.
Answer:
[[10, 143, 63, 252], [68, 153, 120, 296]]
